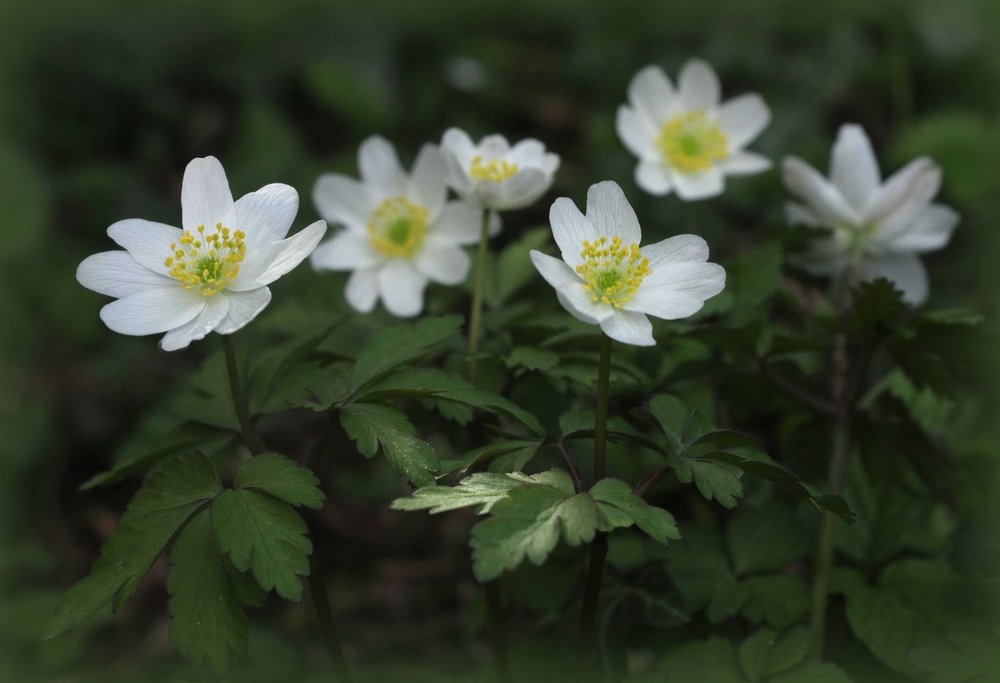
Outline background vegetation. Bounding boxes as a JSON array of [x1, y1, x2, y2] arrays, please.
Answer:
[[1, 0, 998, 681]]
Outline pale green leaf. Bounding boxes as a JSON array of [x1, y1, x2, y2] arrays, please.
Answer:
[[590, 478, 680, 546]]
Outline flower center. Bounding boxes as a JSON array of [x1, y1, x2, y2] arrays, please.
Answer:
[[165, 223, 246, 297], [656, 110, 728, 174], [576, 236, 652, 308], [367, 196, 428, 259], [469, 155, 519, 182]]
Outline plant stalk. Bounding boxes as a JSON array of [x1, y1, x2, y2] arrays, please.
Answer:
[[467, 209, 492, 384], [222, 334, 264, 456], [308, 555, 355, 683], [576, 332, 613, 673]]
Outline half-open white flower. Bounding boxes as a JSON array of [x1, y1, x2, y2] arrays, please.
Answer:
[[530, 181, 726, 346], [77, 157, 327, 351], [311, 135, 486, 318], [783, 124, 959, 305], [616, 59, 772, 201], [440, 128, 560, 212]]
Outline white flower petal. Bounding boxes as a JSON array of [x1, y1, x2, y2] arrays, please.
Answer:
[[616, 106, 659, 162], [309, 230, 383, 271], [235, 183, 299, 248], [160, 293, 231, 351], [557, 291, 600, 324], [879, 204, 959, 254], [431, 201, 487, 245], [345, 268, 379, 314], [627, 65, 675, 126], [442, 149, 475, 199], [786, 202, 822, 227], [181, 156, 236, 234], [358, 135, 407, 196], [586, 181, 641, 244], [550, 197, 598, 269], [478, 134, 510, 159], [313, 174, 376, 234], [830, 124, 881, 210], [782, 157, 861, 226], [100, 286, 204, 336], [599, 310, 655, 347], [494, 168, 552, 210], [378, 260, 428, 318], [863, 158, 941, 229], [407, 143, 447, 221], [678, 59, 721, 111], [717, 93, 771, 150], [635, 161, 673, 195], [857, 253, 929, 306], [626, 262, 726, 319], [107, 218, 183, 276], [641, 234, 709, 266], [414, 237, 471, 285], [719, 151, 773, 176], [509, 139, 546, 167], [530, 250, 613, 323], [232, 220, 327, 290], [77, 251, 175, 298], [215, 287, 272, 335], [673, 167, 725, 201]]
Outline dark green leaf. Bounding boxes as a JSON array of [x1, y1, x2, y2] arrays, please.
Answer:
[[674, 458, 744, 508], [726, 505, 811, 575], [768, 662, 855, 683], [211, 490, 312, 602], [340, 403, 438, 487], [740, 574, 811, 629], [45, 453, 222, 640], [233, 453, 325, 510], [648, 637, 743, 683], [506, 346, 560, 373], [439, 440, 542, 475], [167, 509, 248, 673], [350, 315, 463, 391], [738, 626, 811, 682]]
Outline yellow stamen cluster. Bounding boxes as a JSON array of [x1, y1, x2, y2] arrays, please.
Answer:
[[656, 110, 728, 174], [576, 236, 652, 308], [469, 155, 519, 182], [367, 196, 428, 259], [165, 223, 246, 296]]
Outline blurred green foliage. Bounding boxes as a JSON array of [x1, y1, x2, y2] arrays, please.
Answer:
[[1, 0, 998, 681]]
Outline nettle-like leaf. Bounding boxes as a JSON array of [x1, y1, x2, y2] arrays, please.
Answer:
[[212, 489, 313, 602], [45, 452, 222, 640], [469, 469, 597, 581], [589, 478, 680, 546], [167, 509, 248, 673], [353, 367, 544, 435], [340, 402, 438, 487], [349, 315, 463, 392]]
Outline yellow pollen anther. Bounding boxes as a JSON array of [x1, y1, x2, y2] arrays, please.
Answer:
[[367, 196, 428, 259], [575, 235, 651, 308], [656, 110, 728, 174], [166, 222, 246, 296], [469, 155, 519, 182]]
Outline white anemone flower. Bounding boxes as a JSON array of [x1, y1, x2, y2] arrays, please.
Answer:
[[76, 157, 327, 351], [783, 124, 959, 306], [529, 181, 726, 346], [310, 135, 486, 318], [440, 128, 560, 212], [616, 59, 772, 201]]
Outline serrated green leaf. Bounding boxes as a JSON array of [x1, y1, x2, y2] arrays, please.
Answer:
[[391, 473, 524, 515], [726, 505, 811, 575], [439, 440, 542, 475], [674, 458, 744, 508], [233, 453, 325, 510], [167, 509, 248, 673], [355, 368, 543, 435], [211, 490, 312, 602], [470, 483, 598, 581], [45, 453, 222, 640], [590, 478, 680, 546], [350, 315, 463, 391], [225, 560, 267, 608], [274, 361, 353, 412], [739, 626, 811, 682], [340, 403, 438, 487], [506, 346, 560, 372], [740, 574, 810, 630], [769, 662, 855, 683], [647, 394, 688, 452]]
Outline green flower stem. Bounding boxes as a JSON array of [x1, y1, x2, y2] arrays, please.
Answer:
[[467, 209, 492, 384], [221, 334, 264, 456], [308, 555, 355, 683], [576, 332, 613, 673]]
